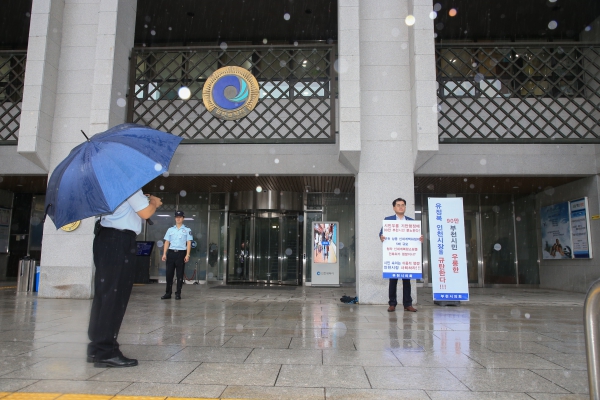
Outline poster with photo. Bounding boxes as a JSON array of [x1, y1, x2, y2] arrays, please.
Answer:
[[540, 202, 573, 259]]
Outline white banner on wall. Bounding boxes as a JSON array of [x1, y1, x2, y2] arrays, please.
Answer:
[[428, 198, 469, 301], [381, 220, 422, 279], [570, 198, 592, 259]]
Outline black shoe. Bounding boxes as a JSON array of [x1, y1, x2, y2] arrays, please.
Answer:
[[86, 355, 95, 363], [161, 294, 171, 299], [94, 355, 138, 368], [175, 294, 181, 300]]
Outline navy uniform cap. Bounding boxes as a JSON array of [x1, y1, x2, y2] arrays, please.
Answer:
[[175, 211, 184, 217]]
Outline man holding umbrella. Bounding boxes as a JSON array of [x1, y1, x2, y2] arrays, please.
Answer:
[[89, 191, 162, 367], [44, 123, 182, 368]]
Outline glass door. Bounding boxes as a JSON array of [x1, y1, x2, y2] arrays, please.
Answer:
[[227, 213, 252, 282], [280, 214, 300, 284], [464, 211, 482, 286], [254, 212, 279, 282]]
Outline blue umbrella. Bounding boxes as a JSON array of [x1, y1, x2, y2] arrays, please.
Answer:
[[45, 123, 182, 229]]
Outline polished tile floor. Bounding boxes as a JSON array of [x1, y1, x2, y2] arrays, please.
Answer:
[[0, 283, 590, 399]]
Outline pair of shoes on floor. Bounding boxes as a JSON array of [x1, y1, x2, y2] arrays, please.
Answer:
[[93, 355, 138, 368], [161, 294, 182, 300]]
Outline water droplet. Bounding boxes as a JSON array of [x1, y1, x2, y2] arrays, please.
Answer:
[[585, 26, 592, 32], [279, 60, 286, 67], [162, 171, 169, 178], [436, 22, 444, 30], [284, 13, 291, 20], [298, 216, 304, 222], [25, 12, 31, 17], [178, 87, 191, 100], [492, 206, 500, 213], [548, 20, 558, 30], [285, 248, 293, 256], [150, 30, 156, 36], [168, 27, 172, 31], [116, 98, 126, 107], [293, 41, 298, 46], [274, 158, 279, 164], [333, 59, 348, 73], [256, 186, 263, 193], [157, 240, 164, 248], [474, 73, 485, 83], [262, 38, 268, 44], [334, 188, 341, 195], [469, 184, 475, 189], [100, 279, 104, 282], [405, 15, 416, 26], [433, 3, 442, 11], [427, 184, 434, 190], [525, 313, 530, 319], [429, 11, 437, 19], [516, 216, 521, 222], [449, 8, 457, 17], [159, 185, 164, 190], [510, 308, 521, 318], [480, 159, 487, 165], [180, 190, 187, 197], [220, 42, 228, 50], [544, 186, 555, 196], [463, 178, 468, 182], [494, 243, 502, 251], [339, 242, 344, 249], [390, 131, 398, 138], [236, 324, 244, 331], [154, 163, 163, 171], [391, 28, 400, 37]]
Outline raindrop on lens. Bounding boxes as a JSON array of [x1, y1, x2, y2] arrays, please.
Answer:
[[180, 190, 187, 197], [157, 240, 164, 248], [279, 60, 286, 67], [405, 15, 416, 26], [492, 206, 500, 213], [585, 26, 592, 32], [494, 243, 502, 251], [274, 159, 279, 164], [334, 188, 341, 195], [178, 87, 191, 100], [433, 3, 442, 11], [298, 216, 304, 222], [430, 11, 437, 19], [469, 184, 475, 189], [516, 216, 521, 222], [449, 8, 457, 17], [154, 163, 163, 171], [285, 248, 293, 256], [548, 21, 558, 30], [525, 313, 530, 319], [339, 242, 344, 249], [150, 30, 156, 36], [236, 324, 243, 331], [101, 279, 104, 282], [480, 159, 487, 165], [116, 98, 126, 107], [391, 131, 398, 138], [162, 171, 169, 178], [256, 186, 263, 193], [263, 38, 268, 44], [220, 42, 228, 50], [474, 73, 485, 83], [510, 308, 521, 318], [159, 185, 164, 190], [294, 41, 298, 46], [284, 13, 290, 20]]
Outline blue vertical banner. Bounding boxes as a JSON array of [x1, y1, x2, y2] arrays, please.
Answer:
[[428, 198, 469, 301], [570, 198, 592, 259]]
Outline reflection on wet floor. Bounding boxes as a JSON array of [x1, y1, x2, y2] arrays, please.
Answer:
[[0, 284, 589, 399]]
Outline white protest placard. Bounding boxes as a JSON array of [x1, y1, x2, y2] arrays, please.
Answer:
[[382, 220, 422, 279], [428, 198, 469, 301]]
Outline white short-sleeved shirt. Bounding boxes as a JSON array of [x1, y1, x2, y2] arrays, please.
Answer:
[[100, 190, 149, 235], [164, 224, 193, 250]]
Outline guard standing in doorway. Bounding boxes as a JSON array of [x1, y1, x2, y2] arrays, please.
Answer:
[[161, 211, 192, 300]]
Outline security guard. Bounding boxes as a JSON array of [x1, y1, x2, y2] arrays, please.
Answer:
[[88, 190, 162, 368], [161, 210, 192, 300]]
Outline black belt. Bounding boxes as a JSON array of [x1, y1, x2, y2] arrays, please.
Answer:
[[101, 226, 136, 236], [168, 249, 185, 253]]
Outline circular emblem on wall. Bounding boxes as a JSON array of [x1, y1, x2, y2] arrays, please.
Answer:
[[202, 66, 260, 120], [61, 220, 81, 232]]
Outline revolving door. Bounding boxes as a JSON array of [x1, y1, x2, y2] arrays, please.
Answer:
[[227, 212, 301, 285]]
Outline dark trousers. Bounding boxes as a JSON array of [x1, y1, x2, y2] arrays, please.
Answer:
[[165, 250, 185, 295], [88, 227, 136, 360], [388, 278, 412, 308]]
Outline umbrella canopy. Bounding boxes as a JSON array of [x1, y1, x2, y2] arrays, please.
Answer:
[[45, 123, 182, 229]]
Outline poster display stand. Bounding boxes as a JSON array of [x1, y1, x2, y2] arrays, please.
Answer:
[[311, 221, 340, 286]]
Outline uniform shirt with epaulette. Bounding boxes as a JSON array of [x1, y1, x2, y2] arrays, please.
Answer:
[[163, 224, 193, 250]]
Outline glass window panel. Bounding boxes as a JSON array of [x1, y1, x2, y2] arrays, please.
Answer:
[[442, 80, 477, 96], [187, 52, 218, 80], [293, 81, 327, 97], [439, 49, 474, 78], [514, 194, 539, 284], [292, 50, 329, 79], [260, 81, 290, 99]]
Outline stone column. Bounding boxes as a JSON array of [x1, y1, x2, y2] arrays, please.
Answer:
[[21, 0, 137, 299]]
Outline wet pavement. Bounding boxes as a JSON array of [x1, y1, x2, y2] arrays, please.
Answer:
[[0, 283, 589, 399]]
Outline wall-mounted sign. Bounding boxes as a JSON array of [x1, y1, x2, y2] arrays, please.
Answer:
[[428, 198, 469, 302], [381, 220, 422, 279], [541, 198, 592, 259], [311, 221, 339, 286], [202, 66, 260, 120]]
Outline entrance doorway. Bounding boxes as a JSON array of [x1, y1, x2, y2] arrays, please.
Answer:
[[227, 212, 301, 285]]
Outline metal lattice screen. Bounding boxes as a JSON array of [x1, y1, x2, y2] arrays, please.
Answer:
[[128, 45, 335, 143], [436, 44, 600, 143], [0, 51, 26, 144]]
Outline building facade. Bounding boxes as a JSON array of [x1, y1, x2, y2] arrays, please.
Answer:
[[0, 0, 599, 302]]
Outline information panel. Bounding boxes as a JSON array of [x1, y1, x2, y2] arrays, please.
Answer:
[[311, 221, 340, 286], [428, 198, 469, 301], [541, 201, 573, 259], [570, 198, 592, 259], [381, 220, 422, 279]]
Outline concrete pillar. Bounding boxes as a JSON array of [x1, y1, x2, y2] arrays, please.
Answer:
[[24, 0, 137, 299]]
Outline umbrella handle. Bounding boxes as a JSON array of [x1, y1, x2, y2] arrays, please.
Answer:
[[146, 218, 154, 225]]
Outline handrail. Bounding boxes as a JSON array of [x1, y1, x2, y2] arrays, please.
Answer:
[[584, 278, 600, 399]]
